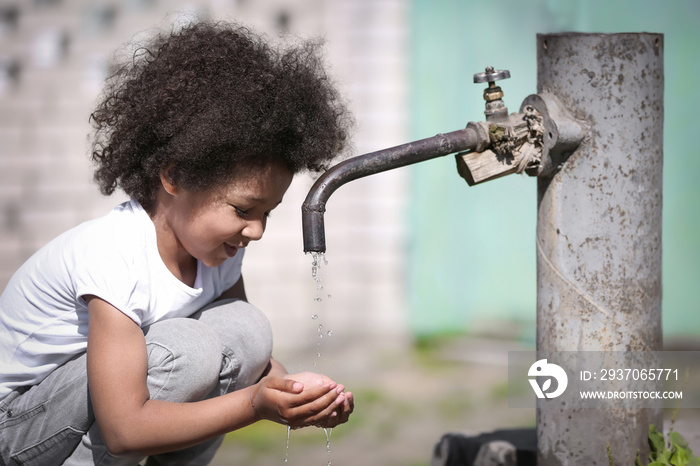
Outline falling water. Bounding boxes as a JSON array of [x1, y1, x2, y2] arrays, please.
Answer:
[[310, 251, 327, 283], [309, 252, 332, 366], [277, 253, 339, 464], [284, 425, 290, 463], [324, 427, 333, 465], [310, 253, 336, 465]]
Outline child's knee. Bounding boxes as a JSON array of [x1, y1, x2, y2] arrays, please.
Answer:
[[196, 299, 273, 388], [232, 302, 274, 378], [144, 319, 222, 402]]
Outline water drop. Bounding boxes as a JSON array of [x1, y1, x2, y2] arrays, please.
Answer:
[[326, 330, 333, 337], [312, 314, 318, 320], [314, 297, 323, 303], [317, 284, 324, 291], [327, 294, 332, 299]]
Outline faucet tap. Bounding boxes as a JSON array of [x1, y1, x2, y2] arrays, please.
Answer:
[[301, 65, 586, 253], [301, 126, 488, 253], [473, 66, 511, 122]]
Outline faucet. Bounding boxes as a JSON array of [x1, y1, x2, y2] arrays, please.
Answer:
[[301, 66, 585, 253], [301, 126, 488, 252]]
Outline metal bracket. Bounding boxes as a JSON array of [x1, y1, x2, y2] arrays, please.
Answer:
[[455, 110, 544, 186], [519, 93, 588, 177]]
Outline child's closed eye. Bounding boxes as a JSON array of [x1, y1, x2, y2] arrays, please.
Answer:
[[233, 206, 272, 219], [233, 206, 249, 217]]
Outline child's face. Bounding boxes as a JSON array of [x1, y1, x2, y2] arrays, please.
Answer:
[[161, 162, 293, 269]]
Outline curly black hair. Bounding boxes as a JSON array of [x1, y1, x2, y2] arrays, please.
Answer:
[[90, 21, 352, 211]]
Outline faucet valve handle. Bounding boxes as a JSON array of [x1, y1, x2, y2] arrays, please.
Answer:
[[473, 66, 511, 84], [473, 66, 511, 122]]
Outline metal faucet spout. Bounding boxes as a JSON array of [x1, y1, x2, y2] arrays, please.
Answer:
[[302, 126, 485, 252]]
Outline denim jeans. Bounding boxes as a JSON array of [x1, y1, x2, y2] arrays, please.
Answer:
[[0, 298, 273, 466]]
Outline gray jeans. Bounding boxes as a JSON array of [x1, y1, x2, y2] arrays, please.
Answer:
[[0, 298, 273, 466]]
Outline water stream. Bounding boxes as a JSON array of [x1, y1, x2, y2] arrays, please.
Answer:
[[310, 252, 331, 366], [284, 252, 335, 464], [284, 425, 291, 463], [324, 427, 333, 465]]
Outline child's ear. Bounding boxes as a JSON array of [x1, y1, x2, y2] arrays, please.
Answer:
[[160, 167, 178, 195]]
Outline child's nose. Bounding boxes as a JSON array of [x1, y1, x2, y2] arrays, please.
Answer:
[[243, 219, 265, 241]]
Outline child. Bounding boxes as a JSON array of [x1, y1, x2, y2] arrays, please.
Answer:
[[0, 21, 354, 465]]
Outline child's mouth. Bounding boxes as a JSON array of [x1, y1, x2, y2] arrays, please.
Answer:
[[224, 243, 238, 257]]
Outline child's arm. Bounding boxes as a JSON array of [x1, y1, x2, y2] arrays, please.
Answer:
[[85, 296, 344, 457]]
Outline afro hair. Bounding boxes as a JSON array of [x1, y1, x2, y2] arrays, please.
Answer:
[[90, 21, 352, 211]]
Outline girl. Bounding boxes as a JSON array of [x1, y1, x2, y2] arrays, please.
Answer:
[[0, 21, 354, 465]]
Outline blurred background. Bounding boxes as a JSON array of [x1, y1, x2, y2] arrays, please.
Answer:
[[0, 0, 698, 465]]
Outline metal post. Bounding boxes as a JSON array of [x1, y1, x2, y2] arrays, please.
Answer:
[[536, 33, 664, 465]]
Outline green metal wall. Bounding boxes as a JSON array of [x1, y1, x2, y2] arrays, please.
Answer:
[[408, 0, 700, 339]]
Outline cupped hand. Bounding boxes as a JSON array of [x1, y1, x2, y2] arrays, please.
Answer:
[[285, 371, 354, 428], [250, 375, 343, 429], [285, 371, 336, 390], [334, 389, 354, 426]]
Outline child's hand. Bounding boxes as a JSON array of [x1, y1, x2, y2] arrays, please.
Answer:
[[284, 371, 334, 389], [285, 372, 354, 429], [249, 375, 342, 429]]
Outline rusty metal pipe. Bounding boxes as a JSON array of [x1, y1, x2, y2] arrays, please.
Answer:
[[302, 126, 484, 252]]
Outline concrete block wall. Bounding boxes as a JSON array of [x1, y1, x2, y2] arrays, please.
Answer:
[[0, 0, 410, 351]]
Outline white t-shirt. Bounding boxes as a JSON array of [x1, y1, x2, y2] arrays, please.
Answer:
[[0, 199, 244, 401]]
